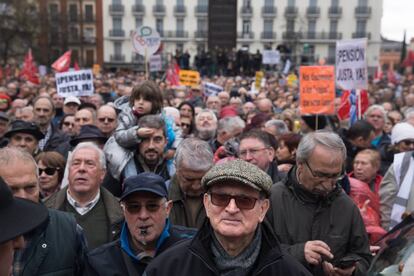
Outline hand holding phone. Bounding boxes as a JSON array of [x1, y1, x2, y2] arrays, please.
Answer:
[[333, 255, 362, 269]]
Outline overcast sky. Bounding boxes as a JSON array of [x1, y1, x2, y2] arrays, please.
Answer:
[[381, 0, 414, 42]]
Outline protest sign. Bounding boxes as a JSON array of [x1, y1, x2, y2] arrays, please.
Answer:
[[299, 66, 335, 115], [179, 70, 200, 88], [255, 71, 264, 90], [287, 73, 298, 87], [203, 82, 223, 97], [262, 50, 280, 65], [336, 38, 368, 90], [150, 55, 162, 72], [131, 26, 161, 57], [55, 69, 94, 97], [283, 59, 291, 75]]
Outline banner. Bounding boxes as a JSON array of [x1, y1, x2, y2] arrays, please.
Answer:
[[149, 55, 162, 72], [52, 50, 72, 73], [55, 69, 94, 97], [336, 38, 368, 90], [179, 70, 200, 88], [299, 66, 335, 115], [203, 82, 223, 97], [262, 50, 280, 65], [255, 71, 264, 90]]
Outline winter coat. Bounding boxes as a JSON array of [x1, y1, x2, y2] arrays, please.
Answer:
[[267, 167, 372, 276], [143, 220, 312, 276]]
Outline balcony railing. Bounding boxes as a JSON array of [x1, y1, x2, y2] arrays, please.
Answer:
[[110, 54, 125, 62], [194, 5, 208, 15], [109, 29, 125, 37], [165, 30, 189, 38], [153, 5, 166, 16], [194, 30, 208, 38], [306, 6, 320, 17], [301, 32, 343, 40], [240, 6, 253, 17], [132, 4, 145, 15], [328, 6, 342, 17], [84, 15, 95, 23], [261, 6, 277, 17], [352, 32, 371, 39], [284, 6, 298, 17], [355, 6, 371, 17], [261, 32, 276, 39], [68, 15, 78, 22], [174, 5, 186, 16], [282, 31, 301, 40], [109, 4, 124, 15], [238, 32, 254, 39]]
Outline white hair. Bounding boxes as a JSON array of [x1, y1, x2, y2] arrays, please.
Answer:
[[70, 142, 106, 170]]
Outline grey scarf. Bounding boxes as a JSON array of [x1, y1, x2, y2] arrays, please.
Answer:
[[211, 226, 262, 276]]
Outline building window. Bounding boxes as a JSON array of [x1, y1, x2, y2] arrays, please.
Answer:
[[84, 4, 93, 20], [177, 0, 184, 6], [156, 18, 163, 35], [331, 0, 339, 6], [70, 27, 78, 39], [49, 4, 58, 15], [243, 0, 251, 7], [156, 0, 163, 5], [328, 44, 335, 61], [358, 0, 368, 6], [264, 0, 274, 6], [309, 0, 317, 6], [135, 0, 143, 4], [135, 17, 143, 28], [69, 4, 77, 21], [308, 20, 316, 33], [198, 0, 208, 6], [197, 18, 207, 31], [263, 19, 273, 32], [242, 20, 251, 34], [287, 0, 295, 7], [329, 20, 338, 33], [84, 28, 94, 39], [113, 17, 122, 30], [356, 20, 366, 33], [177, 18, 184, 32], [113, 0, 121, 4], [114, 42, 122, 56], [286, 19, 295, 32]]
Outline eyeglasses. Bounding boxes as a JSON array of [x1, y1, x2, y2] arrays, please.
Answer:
[[304, 160, 344, 181], [38, 167, 59, 176], [400, 140, 414, 146], [98, 117, 116, 123], [209, 192, 259, 210], [181, 123, 191, 128], [63, 122, 74, 127], [122, 202, 164, 214], [239, 147, 268, 158]]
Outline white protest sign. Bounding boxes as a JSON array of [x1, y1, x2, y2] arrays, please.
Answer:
[[55, 69, 94, 97], [131, 26, 161, 57], [38, 65, 47, 77], [336, 38, 368, 90], [262, 50, 280, 65], [203, 82, 223, 97], [149, 55, 162, 72], [283, 59, 291, 75]]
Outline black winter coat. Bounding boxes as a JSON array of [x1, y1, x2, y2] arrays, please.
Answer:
[[144, 221, 312, 276]]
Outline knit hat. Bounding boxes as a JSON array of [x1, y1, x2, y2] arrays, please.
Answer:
[[201, 159, 272, 197], [219, 106, 238, 118], [391, 122, 414, 145]]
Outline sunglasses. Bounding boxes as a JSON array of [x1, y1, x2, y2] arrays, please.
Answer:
[[38, 167, 59, 176], [98, 117, 116, 123], [208, 192, 259, 210], [181, 123, 191, 128], [401, 140, 414, 146], [63, 122, 74, 127], [122, 202, 164, 214]]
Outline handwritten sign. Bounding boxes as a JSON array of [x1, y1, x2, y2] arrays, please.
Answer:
[[179, 70, 200, 88], [262, 50, 280, 65], [149, 55, 162, 72], [55, 69, 94, 97], [299, 66, 335, 115], [131, 26, 161, 56], [336, 38, 368, 90]]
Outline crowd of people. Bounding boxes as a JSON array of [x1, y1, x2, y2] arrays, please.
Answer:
[[1, 65, 414, 275]]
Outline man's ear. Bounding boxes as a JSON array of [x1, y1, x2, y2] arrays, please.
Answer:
[[258, 199, 270, 222], [267, 147, 275, 161], [165, 200, 173, 216]]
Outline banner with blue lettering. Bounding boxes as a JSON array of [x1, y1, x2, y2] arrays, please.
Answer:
[[335, 38, 368, 90], [55, 69, 94, 97]]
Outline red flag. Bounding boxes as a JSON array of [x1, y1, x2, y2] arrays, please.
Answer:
[[402, 50, 414, 67], [337, 90, 369, 121], [73, 61, 80, 71], [374, 64, 383, 81], [52, 50, 72, 72], [166, 61, 180, 86], [387, 70, 397, 84], [20, 49, 40, 85]]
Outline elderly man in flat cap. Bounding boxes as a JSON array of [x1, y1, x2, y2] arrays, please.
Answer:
[[144, 159, 311, 276]]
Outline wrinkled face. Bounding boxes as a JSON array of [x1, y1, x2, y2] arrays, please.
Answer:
[[68, 148, 105, 196], [204, 183, 269, 242], [134, 97, 153, 116], [177, 164, 208, 197], [206, 96, 221, 112], [74, 109, 94, 134], [239, 138, 274, 171], [276, 140, 293, 162], [0, 237, 25, 276], [0, 160, 39, 203], [122, 192, 172, 249], [366, 109, 385, 132], [195, 112, 217, 132], [33, 98, 54, 127], [297, 145, 344, 197], [353, 153, 378, 183], [218, 92, 230, 106], [37, 160, 60, 194], [9, 133, 38, 155], [138, 128, 167, 165], [61, 115, 76, 136], [97, 107, 117, 136]]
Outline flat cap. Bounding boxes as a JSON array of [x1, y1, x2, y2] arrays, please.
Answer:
[[201, 159, 272, 196]]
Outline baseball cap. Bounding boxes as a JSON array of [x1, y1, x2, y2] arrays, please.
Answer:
[[120, 172, 168, 201]]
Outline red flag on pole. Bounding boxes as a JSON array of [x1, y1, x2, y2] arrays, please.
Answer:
[[337, 90, 369, 121], [166, 61, 180, 86], [20, 49, 40, 85], [73, 61, 80, 71], [52, 50, 72, 72]]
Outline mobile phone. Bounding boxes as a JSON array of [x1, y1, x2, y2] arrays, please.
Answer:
[[333, 256, 362, 269]]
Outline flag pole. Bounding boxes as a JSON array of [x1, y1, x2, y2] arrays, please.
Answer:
[[315, 114, 319, 130], [145, 47, 149, 80], [357, 89, 361, 120]]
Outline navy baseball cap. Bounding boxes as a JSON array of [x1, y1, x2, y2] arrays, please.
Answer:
[[120, 172, 168, 201]]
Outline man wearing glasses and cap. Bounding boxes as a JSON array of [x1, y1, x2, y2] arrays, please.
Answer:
[[267, 131, 372, 276], [85, 172, 195, 275], [0, 176, 48, 276], [144, 159, 310, 276]]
